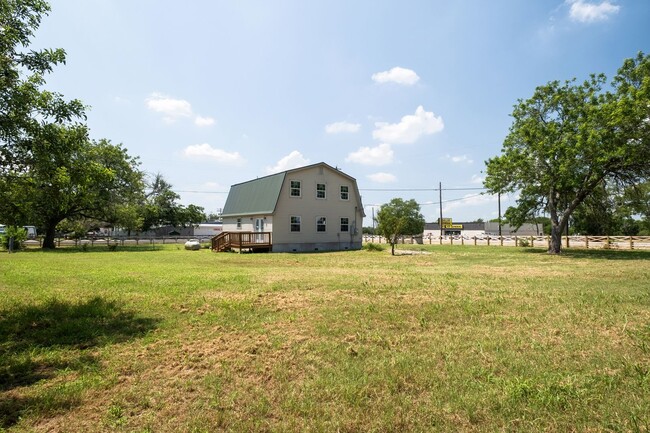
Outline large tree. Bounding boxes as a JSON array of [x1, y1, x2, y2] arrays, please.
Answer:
[[485, 53, 650, 254], [376, 198, 425, 256], [1, 0, 85, 171], [140, 173, 205, 232], [0, 124, 144, 248]]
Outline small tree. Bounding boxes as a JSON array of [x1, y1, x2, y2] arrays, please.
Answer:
[[376, 198, 425, 255]]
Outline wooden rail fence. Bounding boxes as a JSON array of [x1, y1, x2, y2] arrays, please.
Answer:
[[363, 235, 650, 250]]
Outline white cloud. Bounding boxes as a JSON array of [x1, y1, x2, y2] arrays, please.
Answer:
[[373, 106, 444, 144], [345, 143, 394, 166], [194, 116, 215, 127], [325, 121, 361, 134], [567, 0, 620, 23], [146, 93, 192, 122], [470, 174, 485, 184], [266, 151, 311, 174], [371, 67, 420, 86], [446, 154, 474, 164], [443, 193, 498, 214], [183, 143, 244, 164], [146, 92, 214, 126], [367, 172, 397, 183]]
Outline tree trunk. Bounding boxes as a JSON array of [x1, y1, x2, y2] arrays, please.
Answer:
[[42, 222, 58, 249], [549, 223, 563, 254], [390, 242, 395, 256]]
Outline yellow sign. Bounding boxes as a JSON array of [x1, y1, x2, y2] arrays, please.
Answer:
[[438, 218, 462, 229]]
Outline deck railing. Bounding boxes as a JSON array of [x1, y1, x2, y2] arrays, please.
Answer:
[[212, 231, 272, 252]]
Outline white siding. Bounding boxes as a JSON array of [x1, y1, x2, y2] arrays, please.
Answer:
[[271, 165, 362, 251]]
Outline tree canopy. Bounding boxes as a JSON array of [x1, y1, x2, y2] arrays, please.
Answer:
[[485, 53, 650, 254], [1, 1, 143, 248], [0, 124, 144, 248], [140, 173, 205, 232], [375, 198, 425, 256], [1, 0, 85, 170]]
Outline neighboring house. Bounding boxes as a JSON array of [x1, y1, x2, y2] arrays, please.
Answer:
[[218, 162, 365, 252]]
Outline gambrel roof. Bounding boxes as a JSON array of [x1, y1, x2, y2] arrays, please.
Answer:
[[220, 162, 364, 217]]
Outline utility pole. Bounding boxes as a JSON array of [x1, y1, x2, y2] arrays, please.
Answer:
[[439, 182, 443, 239]]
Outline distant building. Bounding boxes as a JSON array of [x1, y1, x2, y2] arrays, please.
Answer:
[[423, 221, 542, 238]]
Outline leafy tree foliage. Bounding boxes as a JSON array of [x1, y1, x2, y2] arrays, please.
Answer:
[[485, 53, 650, 254], [570, 180, 650, 236], [0, 124, 144, 248], [140, 173, 205, 232], [1, 0, 85, 171], [0, 226, 27, 250], [376, 198, 425, 256]]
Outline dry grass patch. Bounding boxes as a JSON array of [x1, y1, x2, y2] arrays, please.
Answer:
[[1, 246, 650, 432]]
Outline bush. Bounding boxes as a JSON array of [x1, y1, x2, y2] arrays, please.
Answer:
[[0, 226, 28, 250], [363, 242, 385, 252], [518, 237, 530, 247]]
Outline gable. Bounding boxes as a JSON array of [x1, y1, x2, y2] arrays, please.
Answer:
[[220, 162, 365, 218]]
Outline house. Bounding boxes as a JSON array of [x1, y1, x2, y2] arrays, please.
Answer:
[[216, 162, 365, 252]]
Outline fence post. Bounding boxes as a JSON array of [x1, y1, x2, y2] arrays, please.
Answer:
[[450, 236, 453, 245], [585, 235, 589, 249], [474, 236, 477, 246], [500, 236, 503, 247], [514, 236, 518, 247], [630, 236, 634, 250], [439, 236, 442, 246], [531, 236, 534, 247], [461, 236, 464, 246], [487, 237, 490, 246]]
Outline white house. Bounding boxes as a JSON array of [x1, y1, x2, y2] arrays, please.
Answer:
[[217, 162, 364, 252]]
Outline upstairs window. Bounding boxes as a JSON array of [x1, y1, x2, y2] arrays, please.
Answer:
[[290, 180, 301, 197], [317, 216, 327, 232], [340, 217, 349, 232], [340, 185, 349, 200], [290, 216, 301, 232], [316, 183, 326, 199]]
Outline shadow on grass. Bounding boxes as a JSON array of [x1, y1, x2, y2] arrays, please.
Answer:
[[0, 297, 159, 428], [522, 247, 650, 261]]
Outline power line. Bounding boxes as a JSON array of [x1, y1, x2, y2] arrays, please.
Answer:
[[365, 192, 487, 207], [360, 187, 487, 192], [173, 190, 230, 194]]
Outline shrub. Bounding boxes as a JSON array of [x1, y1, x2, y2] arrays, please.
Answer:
[[1, 226, 28, 250], [363, 242, 385, 252], [518, 237, 530, 247]]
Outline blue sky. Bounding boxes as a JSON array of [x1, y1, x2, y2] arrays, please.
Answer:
[[33, 0, 649, 226]]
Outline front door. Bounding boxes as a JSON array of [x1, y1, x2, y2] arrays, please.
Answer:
[[255, 218, 265, 243]]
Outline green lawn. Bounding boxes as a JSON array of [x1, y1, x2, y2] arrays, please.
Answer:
[[1, 245, 649, 432]]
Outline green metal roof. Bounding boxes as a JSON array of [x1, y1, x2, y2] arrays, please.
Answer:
[[221, 172, 286, 217]]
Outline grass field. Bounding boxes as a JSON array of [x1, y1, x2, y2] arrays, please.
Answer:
[[1, 244, 649, 432]]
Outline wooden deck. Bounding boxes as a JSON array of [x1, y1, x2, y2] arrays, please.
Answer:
[[212, 231, 272, 252]]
